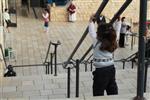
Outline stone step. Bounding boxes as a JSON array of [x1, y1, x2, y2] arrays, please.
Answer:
[[5, 93, 150, 100], [0, 69, 150, 99]]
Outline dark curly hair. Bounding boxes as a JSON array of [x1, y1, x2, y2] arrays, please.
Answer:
[[96, 23, 117, 52]]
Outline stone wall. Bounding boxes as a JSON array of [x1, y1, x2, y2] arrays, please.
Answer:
[[13, 0, 150, 22], [51, 0, 150, 22]]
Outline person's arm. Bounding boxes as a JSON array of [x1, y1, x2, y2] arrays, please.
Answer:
[[42, 13, 49, 20], [88, 21, 97, 42], [42, 13, 46, 18], [42, 13, 49, 19]]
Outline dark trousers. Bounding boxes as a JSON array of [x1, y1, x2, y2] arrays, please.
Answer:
[[5, 20, 11, 28], [92, 65, 118, 96], [119, 33, 125, 47]]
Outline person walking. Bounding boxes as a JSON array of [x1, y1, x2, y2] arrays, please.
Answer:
[[88, 15, 118, 96], [42, 8, 50, 33]]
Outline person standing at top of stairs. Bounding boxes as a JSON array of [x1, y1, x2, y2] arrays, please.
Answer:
[[67, 1, 76, 22]]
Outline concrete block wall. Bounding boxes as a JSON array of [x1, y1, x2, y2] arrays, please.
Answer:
[[50, 0, 142, 22]]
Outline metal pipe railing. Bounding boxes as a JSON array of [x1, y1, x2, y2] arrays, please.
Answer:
[[51, 41, 61, 76], [63, 0, 109, 68], [50, 53, 54, 74], [13, 64, 45, 67], [0, 44, 7, 68], [79, 0, 133, 62], [79, 45, 93, 63], [75, 59, 80, 97], [144, 61, 149, 92], [90, 60, 93, 71], [134, 0, 147, 98], [67, 67, 71, 98]]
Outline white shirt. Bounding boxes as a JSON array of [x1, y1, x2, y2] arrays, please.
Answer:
[[42, 13, 49, 22], [113, 20, 121, 33], [120, 21, 127, 34], [88, 22, 114, 68], [3, 12, 10, 21]]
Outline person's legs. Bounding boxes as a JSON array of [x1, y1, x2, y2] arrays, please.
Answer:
[[106, 67, 118, 95], [93, 68, 110, 96], [119, 33, 125, 47], [44, 22, 49, 33], [5, 20, 11, 33]]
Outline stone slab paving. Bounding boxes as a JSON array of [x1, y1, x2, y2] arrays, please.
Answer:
[[0, 69, 150, 99], [1, 12, 150, 100], [4, 13, 139, 75]]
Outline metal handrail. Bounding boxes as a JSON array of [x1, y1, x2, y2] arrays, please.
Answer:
[[0, 44, 7, 68], [79, 0, 133, 62], [79, 45, 93, 63], [64, 0, 110, 68]]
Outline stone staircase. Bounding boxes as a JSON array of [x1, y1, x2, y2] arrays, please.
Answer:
[[0, 68, 150, 100]]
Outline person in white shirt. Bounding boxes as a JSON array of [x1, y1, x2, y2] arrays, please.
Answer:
[[88, 15, 118, 96], [42, 8, 50, 33], [3, 8, 11, 33], [113, 17, 121, 41], [119, 17, 127, 47]]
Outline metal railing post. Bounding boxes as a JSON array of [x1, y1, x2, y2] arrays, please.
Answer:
[[47, 62, 50, 74], [51, 41, 60, 76], [45, 63, 48, 74], [90, 60, 93, 71], [85, 62, 88, 72], [50, 53, 53, 74], [134, 0, 147, 99], [54, 45, 58, 76], [67, 67, 71, 98], [75, 59, 80, 97], [144, 62, 148, 92]]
